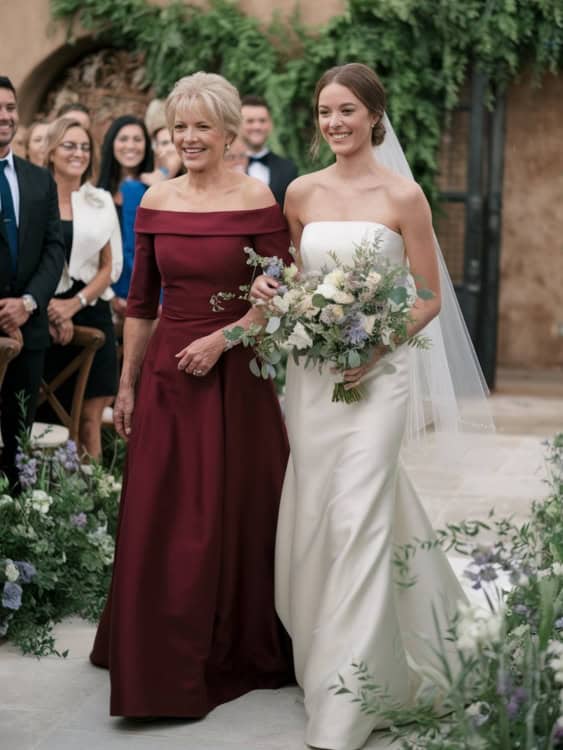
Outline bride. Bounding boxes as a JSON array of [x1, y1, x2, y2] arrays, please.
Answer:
[[250, 63, 491, 750]]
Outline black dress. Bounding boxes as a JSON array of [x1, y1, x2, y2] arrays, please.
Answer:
[[41, 220, 118, 408]]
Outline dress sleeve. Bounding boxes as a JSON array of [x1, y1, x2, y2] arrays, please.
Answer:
[[252, 221, 292, 266], [125, 232, 161, 319]]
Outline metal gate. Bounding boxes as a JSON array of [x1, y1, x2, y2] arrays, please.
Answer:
[[435, 70, 506, 389]]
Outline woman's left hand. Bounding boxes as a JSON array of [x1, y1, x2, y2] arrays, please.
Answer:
[[175, 331, 225, 377], [48, 298, 80, 327], [340, 345, 387, 390]]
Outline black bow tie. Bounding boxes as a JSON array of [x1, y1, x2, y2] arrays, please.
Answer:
[[248, 153, 270, 165]]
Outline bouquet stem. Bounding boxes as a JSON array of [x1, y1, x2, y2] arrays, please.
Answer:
[[332, 382, 365, 404]]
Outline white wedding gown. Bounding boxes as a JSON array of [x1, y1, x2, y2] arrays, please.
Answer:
[[276, 222, 466, 750]]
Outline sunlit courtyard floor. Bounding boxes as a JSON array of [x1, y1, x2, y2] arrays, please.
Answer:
[[2, 383, 562, 750]]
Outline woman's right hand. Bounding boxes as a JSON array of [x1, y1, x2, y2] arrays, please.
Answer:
[[113, 384, 135, 440], [111, 296, 128, 318], [250, 274, 280, 302]]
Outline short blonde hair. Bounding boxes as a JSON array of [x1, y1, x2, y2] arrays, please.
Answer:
[[165, 72, 241, 141]]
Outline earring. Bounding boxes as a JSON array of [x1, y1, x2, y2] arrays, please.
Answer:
[[225, 143, 230, 152]]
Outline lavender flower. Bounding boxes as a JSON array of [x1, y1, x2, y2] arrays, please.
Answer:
[[264, 258, 284, 280], [513, 604, 530, 617], [53, 441, 80, 472], [15, 451, 37, 489], [70, 512, 88, 529], [2, 581, 23, 610], [14, 561, 37, 584], [342, 315, 370, 346], [555, 617, 563, 630]]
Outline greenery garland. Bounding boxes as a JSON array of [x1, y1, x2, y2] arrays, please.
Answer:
[[50, 0, 562, 198]]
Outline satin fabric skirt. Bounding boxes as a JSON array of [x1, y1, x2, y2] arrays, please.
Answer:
[[276, 346, 465, 750]]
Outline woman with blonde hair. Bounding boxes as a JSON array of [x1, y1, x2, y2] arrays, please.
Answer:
[[25, 119, 49, 166], [41, 117, 122, 458], [90, 72, 294, 717]]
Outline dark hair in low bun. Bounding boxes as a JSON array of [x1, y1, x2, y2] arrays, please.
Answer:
[[311, 63, 386, 157]]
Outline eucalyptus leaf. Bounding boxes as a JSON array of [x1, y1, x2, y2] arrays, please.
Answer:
[[249, 358, 261, 377]]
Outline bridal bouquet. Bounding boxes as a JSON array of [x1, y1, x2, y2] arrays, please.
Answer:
[[212, 232, 433, 403]]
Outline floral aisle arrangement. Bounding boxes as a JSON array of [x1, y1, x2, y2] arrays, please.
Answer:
[[0, 438, 121, 656], [333, 434, 563, 749], [213, 232, 433, 403]]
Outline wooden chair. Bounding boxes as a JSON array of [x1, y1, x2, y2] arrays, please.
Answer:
[[0, 336, 22, 391], [33, 325, 105, 448]]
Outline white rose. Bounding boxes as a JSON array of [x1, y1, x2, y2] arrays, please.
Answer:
[[332, 289, 355, 305], [324, 268, 346, 287], [5, 560, 19, 582], [287, 322, 313, 350], [315, 282, 339, 301], [365, 271, 382, 292], [553, 562, 563, 576]]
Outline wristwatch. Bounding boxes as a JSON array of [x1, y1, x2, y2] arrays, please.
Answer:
[[21, 294, 38, 314]]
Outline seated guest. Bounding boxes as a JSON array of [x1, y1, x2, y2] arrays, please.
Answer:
[[0, 76, 65, 487], [144, 99, 182, 182], [224, 133, 249, 173], [56, 102, 91, 131], [41, 118, 122, 459], [97, 115, 152, 321], [240, 94, 298, 207], [11, 125, 27, 159], [25, 119, 49, 166]]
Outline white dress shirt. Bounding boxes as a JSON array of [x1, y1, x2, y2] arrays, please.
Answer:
[[246, 148, 271, 186], [0, 149, 20, 226]]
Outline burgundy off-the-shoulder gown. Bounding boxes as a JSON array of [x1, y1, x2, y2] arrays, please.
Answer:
[[90, 205, 294, 717]]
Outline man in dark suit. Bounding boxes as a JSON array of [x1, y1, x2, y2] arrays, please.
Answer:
[[240, 95, 298, 208], [0, 76, 64, 487]]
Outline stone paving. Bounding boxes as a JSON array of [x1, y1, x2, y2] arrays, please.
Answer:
[[1, 388, 562, 750]]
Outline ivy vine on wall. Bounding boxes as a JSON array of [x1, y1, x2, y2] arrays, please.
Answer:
[[51, 0, 562, 199]]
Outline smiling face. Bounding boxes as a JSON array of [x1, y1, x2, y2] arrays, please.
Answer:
[[317, 82, 376, 157], [27, 122, 49, 166], [50, 125, 91, 183], [240, 105, 272, 153], [153, 126, 176, 163], [113, 123, 146, 173], [0, 87, 18, 157], [172, 101, 228, 173]]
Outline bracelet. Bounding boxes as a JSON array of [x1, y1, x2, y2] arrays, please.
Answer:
[[76, 292, 88, 308]]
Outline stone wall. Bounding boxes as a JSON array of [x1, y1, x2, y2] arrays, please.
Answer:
[[498, 70, 563, 368]]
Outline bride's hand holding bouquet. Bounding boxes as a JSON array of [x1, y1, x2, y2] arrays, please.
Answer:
[[217, 231, 434, 404]]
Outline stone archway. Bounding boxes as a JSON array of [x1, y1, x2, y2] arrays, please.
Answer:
[[18, 44, 153, 146]]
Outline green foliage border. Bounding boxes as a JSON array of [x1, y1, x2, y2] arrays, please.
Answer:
[[51, 0, 562, 198]]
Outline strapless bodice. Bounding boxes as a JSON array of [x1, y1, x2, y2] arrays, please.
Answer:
[[300, 221, 404, 272]]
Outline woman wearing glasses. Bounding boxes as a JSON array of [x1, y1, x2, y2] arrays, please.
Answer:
[[41, 117, 123, 458]]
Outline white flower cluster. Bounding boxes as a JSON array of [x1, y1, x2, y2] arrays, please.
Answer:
[[548, 641, 563, 719], [456, 601, 504, 654], [4, 559, 19, 582], [87, 526, 115, 565], [28, 490, 53, 515]]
